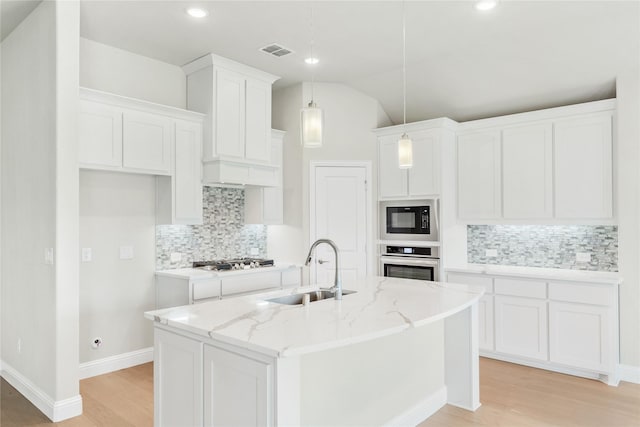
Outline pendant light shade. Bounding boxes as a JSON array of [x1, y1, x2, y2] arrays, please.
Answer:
[[398, 133, 413, 169], [301, 101, 323, 148]]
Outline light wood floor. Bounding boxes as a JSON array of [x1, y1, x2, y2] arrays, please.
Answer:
[[1, 358, 639, 426]]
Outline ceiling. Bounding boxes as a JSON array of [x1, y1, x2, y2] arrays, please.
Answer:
[[4, 1, 639, 124]]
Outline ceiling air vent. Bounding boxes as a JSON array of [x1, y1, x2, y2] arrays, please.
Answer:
[[260, 43, 294, 58]]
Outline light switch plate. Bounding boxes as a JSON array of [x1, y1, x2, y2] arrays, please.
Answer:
[[485, 249, 498, 257], [576, 252, 591, 262], [81, 248, 92, 262], [170, 252, 182, 263], [119, 245, 134, 260]]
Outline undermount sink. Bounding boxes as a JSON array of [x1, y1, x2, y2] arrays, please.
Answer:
[[267, 289, 357, 305]]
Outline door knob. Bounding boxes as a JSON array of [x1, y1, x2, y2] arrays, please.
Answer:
[[318, 259, 329, 264]]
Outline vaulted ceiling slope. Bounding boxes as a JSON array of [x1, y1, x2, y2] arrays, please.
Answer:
[[4, 1, 639, 124]]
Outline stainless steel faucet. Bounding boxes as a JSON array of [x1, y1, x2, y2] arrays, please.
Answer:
[[305, 239, 342, 300]]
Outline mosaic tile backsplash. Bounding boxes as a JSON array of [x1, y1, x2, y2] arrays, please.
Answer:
[[467, 225, 618, 271], [156, 187, 267, 269]]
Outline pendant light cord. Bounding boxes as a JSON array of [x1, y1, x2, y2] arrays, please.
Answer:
[[310, 3, 315, 103], [402, 0, 407, 130]]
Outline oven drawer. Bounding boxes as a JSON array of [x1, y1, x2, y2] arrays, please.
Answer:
[[380, 256, 440, 282]]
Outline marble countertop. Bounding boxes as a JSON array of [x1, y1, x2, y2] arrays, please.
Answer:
[[445, 264, 622, 285], [155, 263, 299, 280], [145, 276, 483, 358]]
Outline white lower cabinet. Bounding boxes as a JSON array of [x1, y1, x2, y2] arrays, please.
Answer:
[[154, 328, 203, 427], [549, 302, 612, 372], [478, 295, 495, 351], [446, 269, 619, 384], [203, 345, 273, 427], [494, 295, 548, 361]]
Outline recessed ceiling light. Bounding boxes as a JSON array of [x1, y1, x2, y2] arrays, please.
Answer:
[[305, 57, 319, 65], [186, 8, 208, 18], [475, 0, 498, 11]]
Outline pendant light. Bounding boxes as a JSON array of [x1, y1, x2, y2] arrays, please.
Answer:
[[300, 3, 323, 148], [398, 0, 413, 169]]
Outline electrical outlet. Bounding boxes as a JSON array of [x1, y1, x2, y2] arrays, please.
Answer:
[[576, 252, 591, 263], [250, 247, 259, 256], [81, 248, 92, 262], [119, 245, 134, 260], [485, 249, 498, 257], [92, 337, 102, 349], [44, 248, 54, 265], [170, 252, 182, 263]]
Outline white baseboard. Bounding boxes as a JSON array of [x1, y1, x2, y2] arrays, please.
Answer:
[[619, 364, 640, 384], [1, 361, 83, 422], [384, 386, 447, 427], [79, 347, 153, 379]]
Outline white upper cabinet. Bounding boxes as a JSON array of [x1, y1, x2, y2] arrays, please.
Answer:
[[378, 137, 407, 198], [245, 79, 272, 163], [457, 130, 501, 219], [408, 132, 441, 197], [375, 121, 455, 200], [184, 54, 280, 186], [122, 110, 172, 174], [456, 100, 615, 222], [215, 69, 245, 159], [502, 123, 553, 219], [554, 113, 613, 219], [78, 100, 122, 168], [245, 130, 285, 225], [78, 88, 204, 225]]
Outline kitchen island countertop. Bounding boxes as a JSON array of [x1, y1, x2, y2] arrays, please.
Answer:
[[145, 276, 484, 358]]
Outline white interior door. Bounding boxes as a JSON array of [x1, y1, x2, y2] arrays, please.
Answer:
[[311, 165, 369, 286]]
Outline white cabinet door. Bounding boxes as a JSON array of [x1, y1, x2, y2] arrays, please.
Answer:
[[408, 132, 440, 197], [502, 124, 553, 219], [78, 100, 122, 168], [245, 135, 284, 225], [554, 113, 613, 219], [154, 328, 203, 427], [378, 138, 407, 198], [215, 68, 245, 158], [495, 295, 548, 361], [245, 79, 272, 163], [549, 302, 612, 372], [457, 130, 501, 219], [122, 110, 172, 174], [479, 295, 495, 351], [204, 345, 273, 427], [174, 120, 203, 224]]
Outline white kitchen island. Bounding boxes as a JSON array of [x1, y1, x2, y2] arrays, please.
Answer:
[[145, 277, 484, 426]]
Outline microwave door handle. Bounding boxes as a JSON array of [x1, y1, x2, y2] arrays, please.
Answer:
[[433, 198, 439, 237]]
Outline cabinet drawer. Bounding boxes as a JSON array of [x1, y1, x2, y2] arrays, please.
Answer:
[[549, 282, 615, 306], [221, 271, 281, 297], [494, 278, 546, 299], [192, 279, 221, 301], [447, 273, 493, 293]]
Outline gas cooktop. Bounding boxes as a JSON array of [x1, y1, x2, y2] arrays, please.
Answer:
[[192, 258, 274, 271]]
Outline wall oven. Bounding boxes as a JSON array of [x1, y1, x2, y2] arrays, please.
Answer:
[[381, 200, 438, 241], [380, 246, 440, 282]]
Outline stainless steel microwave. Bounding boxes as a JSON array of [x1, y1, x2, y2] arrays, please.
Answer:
[[380, 200, 438, 241]]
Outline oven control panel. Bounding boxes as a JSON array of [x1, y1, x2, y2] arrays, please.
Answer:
[[384, 246, 439, 258]]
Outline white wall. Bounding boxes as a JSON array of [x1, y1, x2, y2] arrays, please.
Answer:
[[79, 38, 185, 363], [1, 0, 81, 413], [80, 38, 186, 109], [270, 83, 391, 281], [79, 171, 156, 362], [616, 65, 640, 369]]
